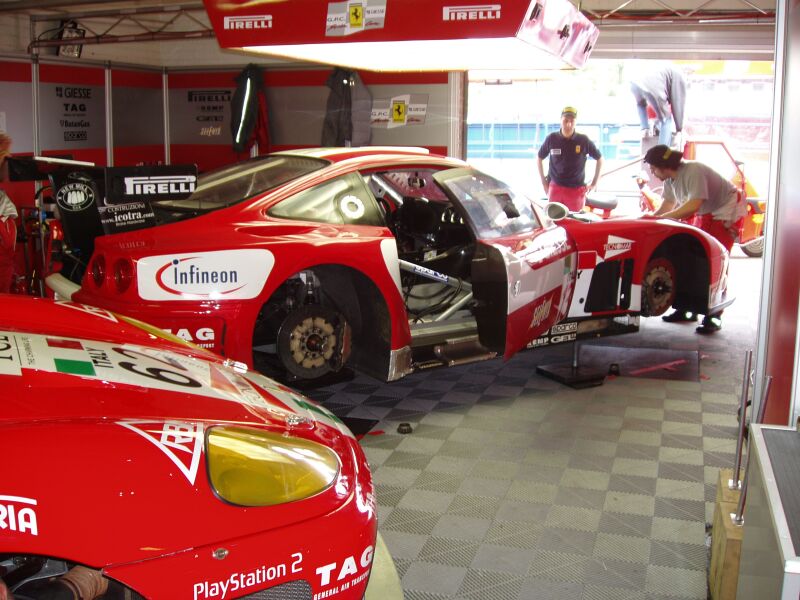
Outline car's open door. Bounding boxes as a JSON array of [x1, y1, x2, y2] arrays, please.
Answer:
[[433, 168, 577, 358]]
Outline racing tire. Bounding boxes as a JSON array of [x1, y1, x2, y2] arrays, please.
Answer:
[[741, 237, 764, 258], [277, 304, 351, 379], [641, 257, 676, 317]]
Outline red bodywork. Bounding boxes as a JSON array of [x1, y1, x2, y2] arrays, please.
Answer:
[[64, 148, 578, 381], [0, 295, 376, 599]]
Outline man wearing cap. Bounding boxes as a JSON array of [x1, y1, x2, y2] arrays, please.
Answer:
[[643, 143, 744, 333], [536, 106, 603, 212]]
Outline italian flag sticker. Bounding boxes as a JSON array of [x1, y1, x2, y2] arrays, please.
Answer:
[[46, 338, 96, 376], [54, 358, 96, 376]]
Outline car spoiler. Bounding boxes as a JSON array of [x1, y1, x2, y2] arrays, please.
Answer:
[[8, 156, 197, 259]]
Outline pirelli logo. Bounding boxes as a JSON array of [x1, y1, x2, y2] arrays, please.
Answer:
[[223, 15, 273, 30], [443, 4, 501, 20], [124, 175, 196, 196]]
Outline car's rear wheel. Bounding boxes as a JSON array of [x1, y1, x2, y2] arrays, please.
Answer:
[[277, 304, 351, 379], [741, 237, 764, 258], [641, 257, 676, 316]]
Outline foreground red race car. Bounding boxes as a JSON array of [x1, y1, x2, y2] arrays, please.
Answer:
[[39, 147, 730, 382], [0, 296, 378, 600]]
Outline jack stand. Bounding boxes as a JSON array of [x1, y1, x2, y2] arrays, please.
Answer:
[[536, 341, 606, 389]]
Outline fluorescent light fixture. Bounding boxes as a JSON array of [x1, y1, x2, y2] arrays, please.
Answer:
[[239, 38, 577, 72]]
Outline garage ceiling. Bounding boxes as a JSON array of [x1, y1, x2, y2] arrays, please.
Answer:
[[0, 0, 778, 66]]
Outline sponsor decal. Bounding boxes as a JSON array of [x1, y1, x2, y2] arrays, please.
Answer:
[[443, 4, 501, 20], [0, 333, 21, 376], [339, 195, 365, 219], [188, 90, 232, 103], [64, 130, 87, 142], [530, 296, 553, 329], [371, 94, 428, 129], [603, 235, 634, 260], [164, 326, 216, 346], [550, 332, 576, 344], [223, 14, 273, 29], [137, 249, 274, 301], [124, 175, 196, 197], [412, 264, 450, 284], [326, 0, 385, 36], [194, 554, 304, 600], [55, 86, 92, 99], [57, 301, 119, 322], [200, 126, 222, 137], [55, 181, 95, 212], [314, 546, 374, 599], [550, 322, 578, 334], [0, 495, 38, 536], [118, 421, 204, 485]]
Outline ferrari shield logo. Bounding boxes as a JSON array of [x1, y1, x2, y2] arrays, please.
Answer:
[[349, 3, 363, 26]]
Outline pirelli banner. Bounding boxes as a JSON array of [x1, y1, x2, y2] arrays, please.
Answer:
[[102, 165, 198, 234]]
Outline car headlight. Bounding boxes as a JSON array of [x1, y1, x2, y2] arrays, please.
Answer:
[[207, 426, 340, 506]]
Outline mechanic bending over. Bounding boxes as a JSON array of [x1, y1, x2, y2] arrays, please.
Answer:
[[0, 567, 109, 600], [643, 144, 745, 334], [537, 106, 604, 213]]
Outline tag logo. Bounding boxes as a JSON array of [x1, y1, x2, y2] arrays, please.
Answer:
[[56, 182, 95, 212], [443, 4, 501, 20], [223, 15, 272, 29]]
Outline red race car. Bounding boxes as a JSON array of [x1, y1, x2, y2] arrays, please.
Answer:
[[0, 295, 380, 600], [39, 148, 730, 382]]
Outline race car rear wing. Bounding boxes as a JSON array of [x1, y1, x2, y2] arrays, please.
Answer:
[[8, 156, 197, 259]]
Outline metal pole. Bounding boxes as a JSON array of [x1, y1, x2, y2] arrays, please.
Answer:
[[30, 54, 46, 297], [162, 68, 171, 165], [732, 374, 773, 526], [730, 349, 753, 490], [105, 62, 113, 166]]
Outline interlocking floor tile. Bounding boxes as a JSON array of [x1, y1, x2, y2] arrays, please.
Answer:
[[309, 259, 762, 598]]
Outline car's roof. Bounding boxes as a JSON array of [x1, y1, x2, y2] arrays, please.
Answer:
[[274, 146, 435, 163]]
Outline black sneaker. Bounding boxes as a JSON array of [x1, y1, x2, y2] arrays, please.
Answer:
[[662, 310, 697, 323], [696, 316, 722, 334]]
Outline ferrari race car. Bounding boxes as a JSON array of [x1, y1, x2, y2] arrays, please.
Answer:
[[39, 147, 731, 383], [0, 295, 378, 600]]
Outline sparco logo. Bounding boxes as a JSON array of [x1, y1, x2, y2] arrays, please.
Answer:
[[56, 182, 95, 212], [0, 495, 38, 536], [530, 297, 553, 329], [443, 4, 501, 20], [223, 15, 273, 29], [124, 175, 196, 196]]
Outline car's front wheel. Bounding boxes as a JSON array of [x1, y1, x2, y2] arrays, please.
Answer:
[[277, 304, 352, 379], [641, 257, 676, 316]]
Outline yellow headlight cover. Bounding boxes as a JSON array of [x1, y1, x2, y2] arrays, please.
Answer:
[[207, 426, 340, 506]]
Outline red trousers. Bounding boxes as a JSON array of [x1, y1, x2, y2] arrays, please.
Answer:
[[547, 182, 588, 212], [693, 214, 738, 253]]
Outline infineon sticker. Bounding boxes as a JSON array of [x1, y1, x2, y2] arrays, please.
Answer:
[[137, 249, 274, 301]]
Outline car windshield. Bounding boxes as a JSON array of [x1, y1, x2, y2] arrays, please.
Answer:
[[151, 155, 327, 224], [438, 169, 541, 239]]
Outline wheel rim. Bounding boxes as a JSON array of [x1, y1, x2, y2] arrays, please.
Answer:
[[742, 237, 764, 256], [642, 258, 676, 316], [277, 305, 349, 379]]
